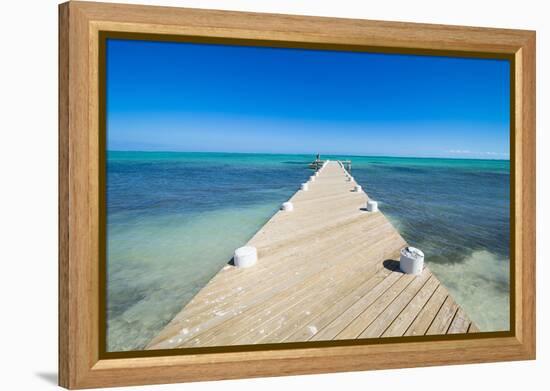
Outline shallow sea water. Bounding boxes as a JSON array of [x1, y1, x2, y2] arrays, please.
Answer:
[[107, 152, 509, 351]]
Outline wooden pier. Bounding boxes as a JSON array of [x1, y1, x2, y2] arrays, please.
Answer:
[[147, 161, 477, 350], [309, 158, 351, 172]]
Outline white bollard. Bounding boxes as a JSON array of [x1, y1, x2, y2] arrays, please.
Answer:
[[281, 201, 294, 211], [355, 185, 362, 192], [399, 247, 424, 275], [234, 246, 257, 268], [366, 200, 378, 212], [310, 176, 315, 182], [301, 183, 309, 191]]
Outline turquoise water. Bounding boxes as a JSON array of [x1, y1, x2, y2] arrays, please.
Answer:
[[331, 155, 510, 334], [106, 151, 510, 352]]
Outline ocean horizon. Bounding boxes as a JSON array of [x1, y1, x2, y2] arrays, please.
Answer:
[[106, 150, 510, 352], [108, 149, 511, 161]]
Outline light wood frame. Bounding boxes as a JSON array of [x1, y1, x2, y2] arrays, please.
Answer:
[[59, 1, 536, 389]]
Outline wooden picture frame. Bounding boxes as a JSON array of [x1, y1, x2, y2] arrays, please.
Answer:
[[59, 1, 536, 389]]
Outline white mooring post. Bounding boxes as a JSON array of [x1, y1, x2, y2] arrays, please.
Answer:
[[366, 200, 378, 212], [399, 247, 424, 275], [310, 175, 316, 182], [301, 183, 309, 191], [281, 201, 294, 211], [234, 246, 258, 268], [355, 185, 362, 192]]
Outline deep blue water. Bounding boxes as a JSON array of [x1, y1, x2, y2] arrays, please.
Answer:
[[106, 152, 510, 351], [345, 156, 510, 263]]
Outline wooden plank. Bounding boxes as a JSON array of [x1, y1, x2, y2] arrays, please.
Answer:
[[426, 296, 459, 335], [310, 265, 403, 341], [335, 273, 416, 339], [254, 254, 400, 344], [185, 237, 398, 347], [359, 270, 432, 338], [382, 275, 440, 337], [285, 261, 400, 342], [404, 285, 448, 336], [448, 307, 471, 334]]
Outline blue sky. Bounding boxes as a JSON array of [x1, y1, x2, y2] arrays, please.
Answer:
[[107, 39, 510, 159]]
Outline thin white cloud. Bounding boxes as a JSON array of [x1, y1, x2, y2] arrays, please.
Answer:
[[447, 149, 472, 154], [446, 150, 509, 157]]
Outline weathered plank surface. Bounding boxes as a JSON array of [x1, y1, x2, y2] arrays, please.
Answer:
[[147, 161, 477, 349]]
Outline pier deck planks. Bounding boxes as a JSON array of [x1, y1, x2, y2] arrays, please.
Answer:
[[147, 161, 477, 349]]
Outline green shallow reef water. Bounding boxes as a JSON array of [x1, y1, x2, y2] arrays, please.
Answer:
[[106, 151, 509, 351]]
